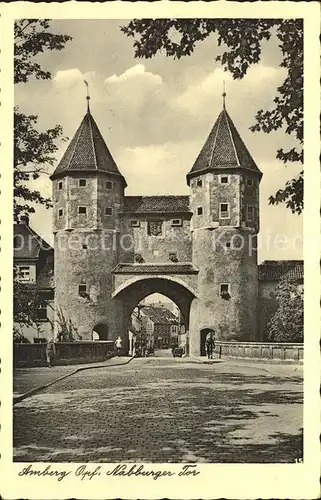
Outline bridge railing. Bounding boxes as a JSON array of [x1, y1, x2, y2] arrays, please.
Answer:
[[13, 341, 115, 368]]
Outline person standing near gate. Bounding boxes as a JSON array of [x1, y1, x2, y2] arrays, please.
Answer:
[[205, 331, 215, 359], [45, 338, 56, 367], [115, 336, 122, 356]]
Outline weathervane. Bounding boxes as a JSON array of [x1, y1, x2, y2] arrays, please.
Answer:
[[222, 80, 227, 109], [84, 80, 90, 112]]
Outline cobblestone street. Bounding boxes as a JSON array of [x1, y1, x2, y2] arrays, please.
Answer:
[[13, 355, 303, 463]]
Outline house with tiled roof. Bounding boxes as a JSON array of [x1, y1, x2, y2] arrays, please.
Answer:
[[44, 92, 303, 354], [14, 216, 54, 342]]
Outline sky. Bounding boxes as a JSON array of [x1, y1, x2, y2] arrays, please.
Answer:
[[15, 19, 303, 263]]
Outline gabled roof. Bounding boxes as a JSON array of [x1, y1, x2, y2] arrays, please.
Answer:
[[187, 107, 262, 183], [50, 111, 126, 185], [122, 196, 190, 214], [14, 223, 52, 260], [141, 306, 177, 324], [259, 260, 303, 282]]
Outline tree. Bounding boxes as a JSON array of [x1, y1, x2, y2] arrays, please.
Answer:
[[267, 277, 303, 342], [13, 270, 44, 341], [121, 19, 303, 214], [14, 19, 72, 221]]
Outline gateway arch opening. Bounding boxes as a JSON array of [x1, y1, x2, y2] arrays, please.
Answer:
[[129, 293, 186, 356], [112, 276, 195, 356]]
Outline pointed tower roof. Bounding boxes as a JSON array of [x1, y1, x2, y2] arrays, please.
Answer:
[[187, 105, 262, 184], [50, 110, 127, 186]]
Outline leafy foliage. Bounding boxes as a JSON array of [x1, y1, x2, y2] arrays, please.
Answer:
[[267, 277, 303, 342], [13, 268, 43, 339], [121, 19, 303, 213], [14, 20, 72, 221]]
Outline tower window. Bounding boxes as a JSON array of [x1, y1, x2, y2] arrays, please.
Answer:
[[197, 178, 203, 187], [197, 207, 203, 216], [247, 178, 254, 187], [171, 218, 182, 227], [219, 203, 230, 219], [105, 180, 113, 190], [58, 208, 63, 217], [78, 284, 87, 296], [58, 181, 63, 190], [220, 175, 229, 184], [105, 207, 113, 216], [219, 283, 231, 298], [79, 179, 87, 187], [247, 205, 255, 221], [78, 206, 87, 215], [130, 220, 140, 227]]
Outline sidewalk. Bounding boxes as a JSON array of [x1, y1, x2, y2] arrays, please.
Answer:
[[188, 354, 303, 377], [13, 356, 133, 403]]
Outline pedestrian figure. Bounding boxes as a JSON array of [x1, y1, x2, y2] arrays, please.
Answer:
[[115, 336, 122, 356], [45, 338, 56, 367], [205, 331, 215, 359]]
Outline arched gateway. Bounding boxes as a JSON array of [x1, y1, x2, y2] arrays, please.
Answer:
[[112, 271, 198, 353]]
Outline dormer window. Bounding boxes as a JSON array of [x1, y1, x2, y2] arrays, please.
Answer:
[[171, 218, 182, 227], [105, 180, 113, 190], [58, 181, 63, 190], [197, 207, 203, 216], [219, 203, 230, 219], [247, 205, 255, 221], [79, 179, 87, 187], [78, 206, 87, 215], [197, 178, 203, 187], [220, 175, 229, 184]]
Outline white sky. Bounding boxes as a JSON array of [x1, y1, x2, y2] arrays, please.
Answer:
[[15, 19, 303, 262]]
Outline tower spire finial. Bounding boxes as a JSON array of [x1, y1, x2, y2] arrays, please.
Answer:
[[84, 80, 90, 113], [222, 80, 227, 109]]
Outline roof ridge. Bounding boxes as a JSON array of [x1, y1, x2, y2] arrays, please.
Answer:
[[87, 113, 98, 170], [224, 110, 240, 166], [208, 109, 223, 171], [66, 116, 85, 171]]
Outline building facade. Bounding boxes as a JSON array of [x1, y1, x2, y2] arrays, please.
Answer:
[[47, 95, 301, 355]]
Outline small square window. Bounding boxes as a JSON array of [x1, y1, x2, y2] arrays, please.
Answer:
[[78, 206, 87, 215], [219, 283, 231, 297], [78, 284, 87, 295], [105, 180, 113, 190], [247, 178, 254, 187], [197, 207, 203, 216], [247, 205, 255, 221], [82, 244, 88, 250], [58, 208, 63, 217], [219, 203, 230, 219], [79, 179, 87, 187], [197, 178, 203, 187], [171, 218, 182, 227], [58, 181, 63, 190], [18, 266, 30, 282], [225, 242, 231, 249], [220, 175, 229, 184], [130, 220, 140, 227], [105, 207, 113, 216]]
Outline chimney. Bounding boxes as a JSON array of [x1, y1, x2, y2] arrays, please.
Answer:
[[20, 214, 29, 225]]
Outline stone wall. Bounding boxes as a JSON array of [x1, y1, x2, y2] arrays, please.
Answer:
[[14, 341, 115, 368], [210, 341, 303, 362]]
